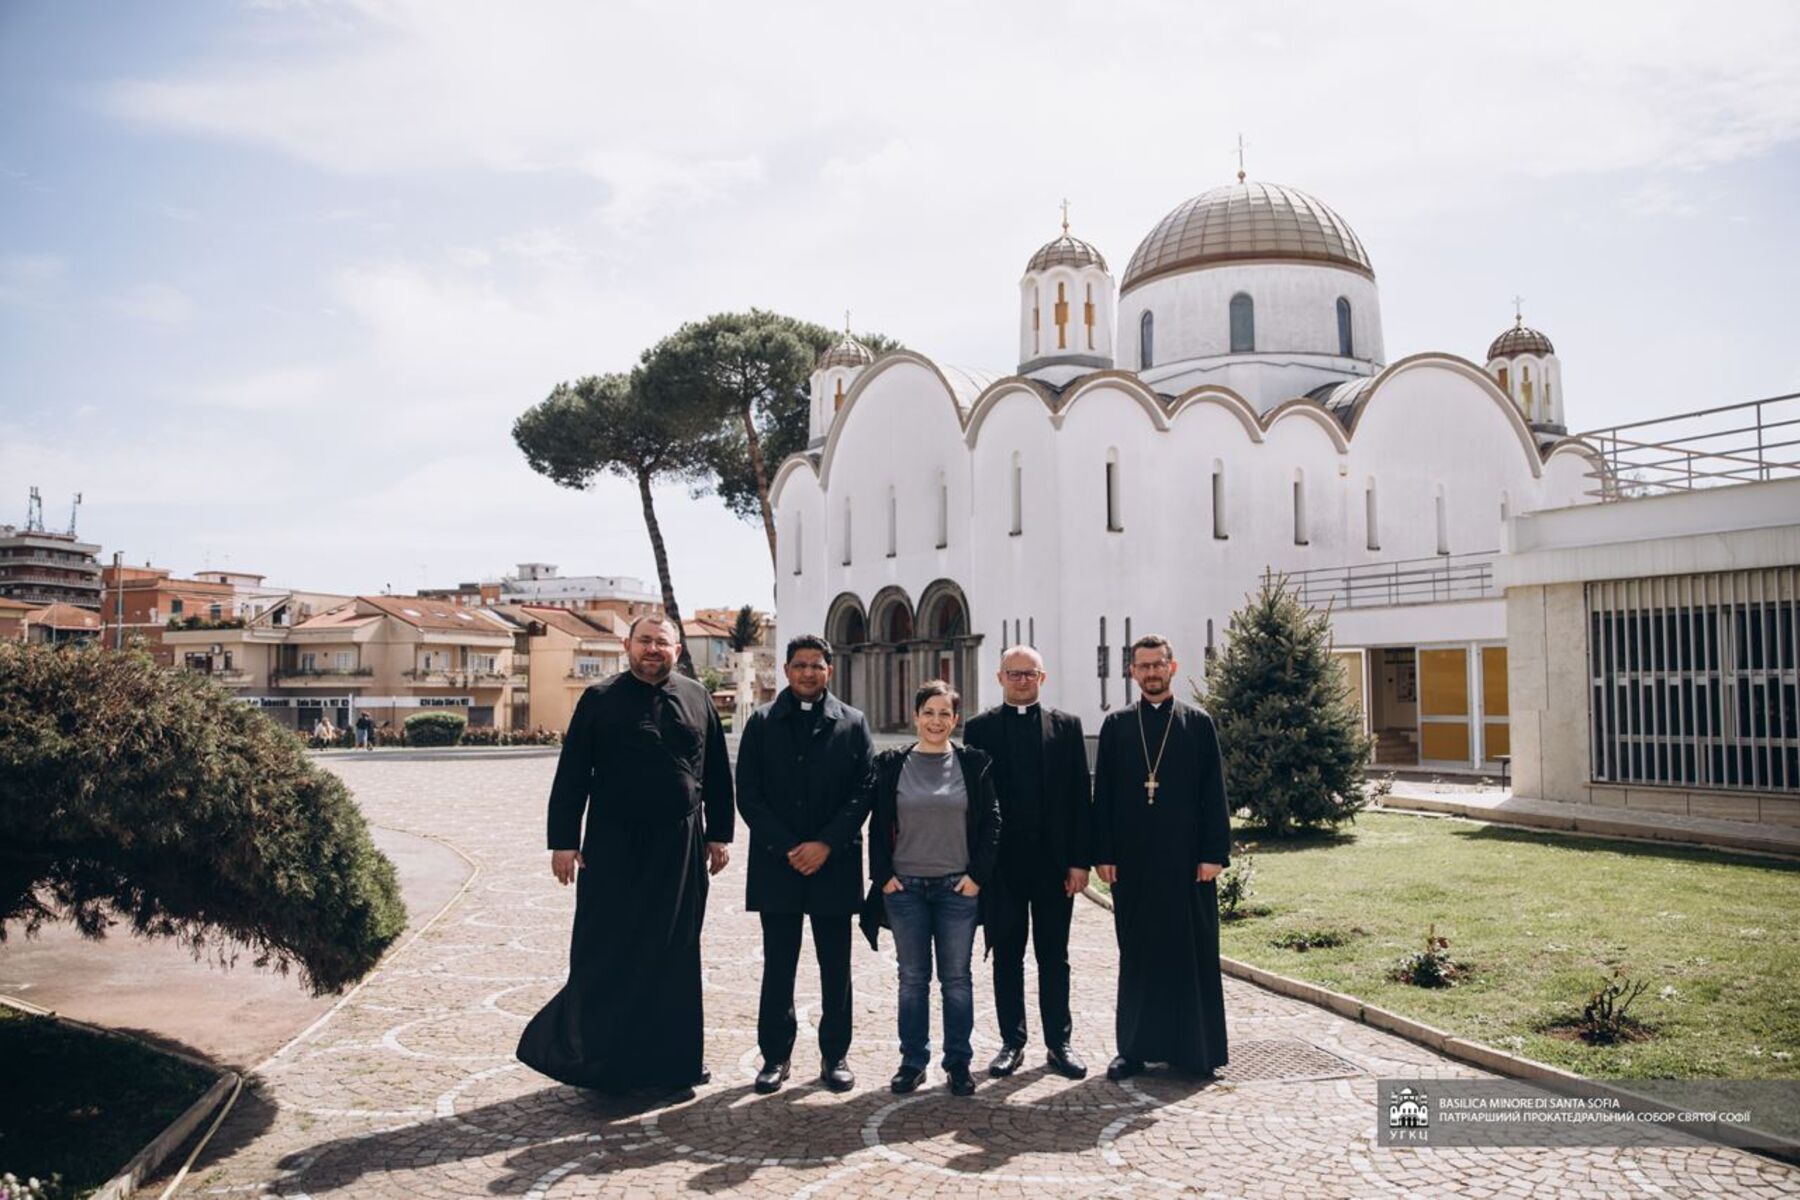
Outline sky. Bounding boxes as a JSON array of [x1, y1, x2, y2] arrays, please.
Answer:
[[2, 0, 1797, 611]]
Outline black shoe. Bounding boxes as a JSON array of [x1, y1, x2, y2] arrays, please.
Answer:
[[820, 1060, 855, 1093], [753, 1060, 790, 1094], [947, 1064, 976, 1096], [890, 1064, 927, 1094], [1047, 1045, 1088, 1079], [1105, 1055, 1143, 1081], [988, 1044, 1025, 1077], [691, 1066, 712, 1086]]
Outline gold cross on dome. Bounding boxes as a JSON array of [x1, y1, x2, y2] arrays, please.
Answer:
[[1236, 133, 1249, 183], [1060, 197, 1070, 234], [1511, 295, 1525, 325]]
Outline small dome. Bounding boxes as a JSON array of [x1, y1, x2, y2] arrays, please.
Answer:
[[817, 333, 875, 371], [1122, 180, 1372, 292], [1026, 232, 1108, 274], [1487, 320, 1555, 360]]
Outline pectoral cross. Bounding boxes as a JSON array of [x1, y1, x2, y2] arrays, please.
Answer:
[[1145, 775, 1159, 804]]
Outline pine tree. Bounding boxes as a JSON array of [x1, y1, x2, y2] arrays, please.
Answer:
[[1201, 575, 1373, 836]]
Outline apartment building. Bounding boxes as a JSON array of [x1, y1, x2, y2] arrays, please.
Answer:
[[490, 604, 627, 732], [0, 525, 102, 610], [100, 564, 239, 663]]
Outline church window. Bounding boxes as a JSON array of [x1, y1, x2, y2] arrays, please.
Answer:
[[1230, 293, 1255, 352], [1496, 365, 1510, 395], [1010, 452, 1023, 536], [841, 498, 852, 566], [1293, 469, 1309, 546], [1211, 460, 1227, 539], [1365, 478, 1380, 551], [1435, 485, 1449, 555], [1085, 283, 1096, 350], [1032, 287, 1041, 355], [1139, 311, 1154, 369], [1336, 297, 1354, 357], [1543, 380, 1552, 421], [1054, 281, 1069, 350], [935, 471, 948, 549], [1105, 449, 1122, 532], [886, 486, 898, 557], [833, 376, 847, 412], [1521, 364, 1534, 418], [1500, 492, 1510, 523], [792, 512, 804, 575]]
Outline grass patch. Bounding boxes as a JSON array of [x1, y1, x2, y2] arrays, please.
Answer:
[[1271, 927, 1356, 952], [0, 1007, 215, 1196], [1213, 813, 1800, 1079]]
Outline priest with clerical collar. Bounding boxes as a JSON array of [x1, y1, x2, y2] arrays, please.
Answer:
[[1092, 633, 1232, 1082]]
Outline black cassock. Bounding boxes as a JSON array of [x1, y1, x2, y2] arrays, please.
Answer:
[[516, 670, 734, 1089], [1093, 697, 1232, 1071]]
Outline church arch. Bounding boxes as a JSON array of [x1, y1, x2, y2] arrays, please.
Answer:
[[916, 578, 981, 720], [825, 592, 868, 648]]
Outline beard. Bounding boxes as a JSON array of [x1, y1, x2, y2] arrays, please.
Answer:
[[630, 655, 673, 683], [1138, 677, 1170, 698]]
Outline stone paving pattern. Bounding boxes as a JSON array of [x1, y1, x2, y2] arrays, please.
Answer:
[[178, 756, 1800, 1198]]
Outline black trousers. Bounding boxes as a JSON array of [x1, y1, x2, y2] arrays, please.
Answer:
[[990, 851, 1074, 1050], [757, 911, 853, 1064]]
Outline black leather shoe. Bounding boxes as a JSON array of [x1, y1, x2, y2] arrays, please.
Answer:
[[753, 1060, 789, 1094], [1105, 1055, 1143, 1081], [691, 1067, 712, 1086], [988, 1044, 1025, 1077], [890, 1064, 927, 1094], [1047, 1045, 1088, 1079], [947, 1064, 976, 1096], [820, 1060, 855, 1093]]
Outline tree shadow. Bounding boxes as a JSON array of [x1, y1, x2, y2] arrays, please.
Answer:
[[1447, 821, 1800, 870], [258, 1065, 1218, 1194], [1230, 825, 1361, 855]]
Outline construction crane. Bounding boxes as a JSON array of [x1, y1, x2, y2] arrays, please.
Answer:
[[66, 492, 82, 536]]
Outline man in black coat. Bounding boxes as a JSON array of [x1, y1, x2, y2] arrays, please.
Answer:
[[735, 633, 875, 1093], [961, 645, 1093, 1080]]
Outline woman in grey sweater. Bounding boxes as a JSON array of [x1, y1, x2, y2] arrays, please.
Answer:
[[861, 680, 1002, 1095]]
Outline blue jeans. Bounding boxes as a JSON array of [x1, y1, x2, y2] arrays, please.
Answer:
[[883, 873, 979, 1070]]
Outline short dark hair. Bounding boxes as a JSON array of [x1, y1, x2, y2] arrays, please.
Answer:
[[627, 613, 678, 641], [785, 633, 833, 665], [1130, 633, 1173, 662], [913, 679, 960, 714]]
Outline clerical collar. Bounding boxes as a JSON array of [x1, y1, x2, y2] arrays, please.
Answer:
[[1142, 696, 1172, 712], [799, 700, 815, 711], [1010, 703, 1038, 716]]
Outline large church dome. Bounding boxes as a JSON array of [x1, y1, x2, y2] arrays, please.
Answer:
[[1121, 181, 1373, 293]]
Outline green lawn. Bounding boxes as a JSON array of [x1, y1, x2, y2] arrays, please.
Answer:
[[1209, 812, 1800, 1079], [0, 1008, 216, 1196]]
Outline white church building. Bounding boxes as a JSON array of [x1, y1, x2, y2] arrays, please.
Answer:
[[771, 176, 1601, 773]]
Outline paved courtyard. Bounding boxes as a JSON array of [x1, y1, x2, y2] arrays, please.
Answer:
[[176, 755, 1800, 1198]]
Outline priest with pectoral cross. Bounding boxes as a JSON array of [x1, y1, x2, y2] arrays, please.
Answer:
[[1093, 633, 1232, 1081]]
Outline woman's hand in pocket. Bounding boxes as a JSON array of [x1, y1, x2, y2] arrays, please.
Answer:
[[882, 877, 904, 895], [956, 875, 980, 897]]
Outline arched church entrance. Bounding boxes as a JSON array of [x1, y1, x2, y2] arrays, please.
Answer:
[[917, 579, 981, 724], [824, 592, 868, 712], [864, 586, 916, 732]]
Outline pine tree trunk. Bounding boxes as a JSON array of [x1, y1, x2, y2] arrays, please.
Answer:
[[740, 401, 777, 567], [637, 465, 696, 678]]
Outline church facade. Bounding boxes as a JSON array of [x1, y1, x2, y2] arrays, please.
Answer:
[[770, 178, 1599, 772]]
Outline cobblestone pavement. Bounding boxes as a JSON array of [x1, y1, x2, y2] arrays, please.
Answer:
[[178, 757, 1800, 1199]]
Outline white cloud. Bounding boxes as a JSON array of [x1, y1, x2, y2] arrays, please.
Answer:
[[107, 282, 195, 325], [0, 253, 66, 306]]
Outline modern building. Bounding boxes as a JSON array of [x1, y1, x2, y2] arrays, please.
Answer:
[[498, 563, 662, 618], [0, 524, 103, 610], [1499, 396, 1800, 820], [772, 175, 1596, 758], [490, 604, 627, 732]]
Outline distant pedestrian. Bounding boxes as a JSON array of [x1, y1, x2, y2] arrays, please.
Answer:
[[356, 711, 375, 750]]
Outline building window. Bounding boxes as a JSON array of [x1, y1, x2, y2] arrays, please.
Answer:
[[335, 650, 352, 671], [1230, 292, 1255, 352], [841, 497, 852, 566], [300, 651, 316, 672], [1139, 311, 1154, 369], [170, 598, 183, 615], [1435, 485, 1449, 555], [209, 603, 222, 619], [1496, 364, 1510, 395], [1105, 449, 1122, 532], [1009, 452, 1023, 536], [1336, 296, 1353, 357], [1293, 469, 1309, 546], [792, 512, 803, 575], [1211, 459, 1227, 539], [886, 486, 897, 557], [1032, 286, 1041, 355], [935, 471, 948, 549], [1365, 478, 1379, 551]]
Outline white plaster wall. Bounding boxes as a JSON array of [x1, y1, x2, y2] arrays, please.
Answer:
[[772, 467, 828, 647], [1119, 262, 1385, 374]]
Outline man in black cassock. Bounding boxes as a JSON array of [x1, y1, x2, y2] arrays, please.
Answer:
[[516, 615, 734, 1093], [1093, 633, 1231, 1081], [961, 645, 1092, 1080], [735, 633, 873, 1094]]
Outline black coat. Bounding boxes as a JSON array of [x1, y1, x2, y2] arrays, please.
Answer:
[[961, 703, 1092, 875], [735, 689, 874, 915], [856, 743, 1007, 949]]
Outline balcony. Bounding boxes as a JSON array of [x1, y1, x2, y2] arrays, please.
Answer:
[[1272, 551, 1498, 611], [274, 668, 373, 686], [403, 669, 512, 688], [203, 669, 253, 686]]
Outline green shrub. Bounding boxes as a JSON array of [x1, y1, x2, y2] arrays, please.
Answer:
[[1389, 923, 1464, 988], [1217, 844, 1257, 920], [403, 711, 467, 747], [0, 643, 406, 994]]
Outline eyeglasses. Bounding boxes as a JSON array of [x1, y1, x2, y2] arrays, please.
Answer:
[[1002, 670, 1042, 681]]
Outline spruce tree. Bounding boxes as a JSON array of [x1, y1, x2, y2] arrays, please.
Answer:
[[1201, 575, 1373, 836]]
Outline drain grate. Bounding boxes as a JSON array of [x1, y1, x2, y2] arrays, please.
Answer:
[[1217, 1038, 1362, 1083]]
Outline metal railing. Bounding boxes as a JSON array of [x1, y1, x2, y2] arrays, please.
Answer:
[[1577, 392, 1800, 500], [1269, 550, 1499, 610]]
